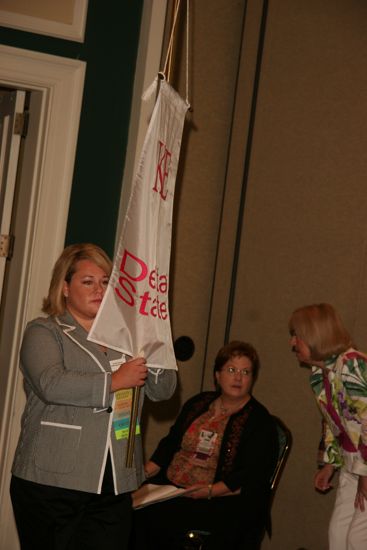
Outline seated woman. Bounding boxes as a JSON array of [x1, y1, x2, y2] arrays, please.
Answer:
[[131, 341, 279, 550]]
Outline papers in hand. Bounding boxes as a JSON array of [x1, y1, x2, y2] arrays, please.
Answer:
[[132, 483, 191, 509]]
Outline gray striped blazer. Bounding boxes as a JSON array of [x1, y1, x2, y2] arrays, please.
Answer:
[[12, 311, 177, 494]]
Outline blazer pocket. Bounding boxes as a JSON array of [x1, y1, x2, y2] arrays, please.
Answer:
[[35, 421, 82, 474]]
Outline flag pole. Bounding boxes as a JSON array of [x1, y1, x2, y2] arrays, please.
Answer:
[[88, 2, 190, 471], [125, 386, 141, 467]]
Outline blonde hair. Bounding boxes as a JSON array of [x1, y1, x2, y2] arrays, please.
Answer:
[[289, 303, 354, 360], [42, 243, 112, 316]]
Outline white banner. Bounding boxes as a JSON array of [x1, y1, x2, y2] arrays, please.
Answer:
[[88, 79, 189, 370]]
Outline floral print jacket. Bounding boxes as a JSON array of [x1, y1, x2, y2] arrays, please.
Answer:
[[310, 348, 367, 475]]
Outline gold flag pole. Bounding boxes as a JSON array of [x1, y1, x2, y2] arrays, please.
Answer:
[[124, 0, 188, 469], [163, 0, 181, 82], [125, 386, 141, 467]]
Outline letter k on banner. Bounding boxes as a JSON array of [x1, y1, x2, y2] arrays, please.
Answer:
[[88, 78, 189, 372]]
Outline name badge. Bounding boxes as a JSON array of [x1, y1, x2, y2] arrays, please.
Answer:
[[194, 430, 217, 460]]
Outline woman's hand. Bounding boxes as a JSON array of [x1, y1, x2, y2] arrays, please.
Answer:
[[184, 481, 232, 500], [314, 464, 334, 492], [110, 357, 147, 392], [355, 475, 367, 511], [184, 483, 213, 499], [144, 460, 161, 479]]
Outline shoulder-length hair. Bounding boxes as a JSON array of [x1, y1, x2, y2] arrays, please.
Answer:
[[213, 340, 260, 381], [42, 243, 112, 316], [289, 303, 354, 360]]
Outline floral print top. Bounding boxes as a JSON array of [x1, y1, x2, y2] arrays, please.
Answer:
[[167, 401, 230, 487], [310, 348, 367, 475]]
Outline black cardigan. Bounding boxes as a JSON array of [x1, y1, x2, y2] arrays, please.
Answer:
[[150, 392, 279, 495]]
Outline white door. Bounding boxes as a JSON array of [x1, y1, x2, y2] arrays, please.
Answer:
[[0, 89, 26, 305], [0, 46, 85, 550]]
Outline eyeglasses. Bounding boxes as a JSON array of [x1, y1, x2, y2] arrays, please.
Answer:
[[222, 367, 252, 377]]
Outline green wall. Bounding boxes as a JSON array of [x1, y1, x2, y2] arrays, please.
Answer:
[[0, 1, 144, 258]]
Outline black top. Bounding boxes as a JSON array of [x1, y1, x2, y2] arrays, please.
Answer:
[[150, 392, 279, 497]]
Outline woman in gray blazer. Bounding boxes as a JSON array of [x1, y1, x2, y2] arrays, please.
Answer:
[[10, 243, 177, 550]]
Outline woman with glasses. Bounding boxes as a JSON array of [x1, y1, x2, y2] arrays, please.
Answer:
[[289, 303, 367, 550], [131, 340, 278, 549]]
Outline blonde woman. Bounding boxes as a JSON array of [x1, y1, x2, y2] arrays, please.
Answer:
[[10, 243, 176, 550], [289, 303, 367, 550]]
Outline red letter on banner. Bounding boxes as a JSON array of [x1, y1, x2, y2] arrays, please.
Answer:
[[153, 140, 171, 200], [119, 249, 148, 281], [115, 277, 135, 305]]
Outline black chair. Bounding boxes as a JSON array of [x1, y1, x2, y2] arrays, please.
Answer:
[[182, 415, 292, 549], [270, 416, 292, 494]]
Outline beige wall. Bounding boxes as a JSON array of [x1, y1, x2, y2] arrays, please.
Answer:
[[142, 0, 248, 453], [229, 2, 367, 548], [143, 1, 367, 549]]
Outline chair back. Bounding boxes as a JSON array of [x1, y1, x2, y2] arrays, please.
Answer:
[[270, 415, 292, 492]]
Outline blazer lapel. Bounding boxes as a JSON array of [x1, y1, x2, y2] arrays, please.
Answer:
[[55, 312, 109, 373]]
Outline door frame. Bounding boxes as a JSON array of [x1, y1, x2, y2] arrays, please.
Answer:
[[0, 44, 85, 548], [0, 89, 26, 298]]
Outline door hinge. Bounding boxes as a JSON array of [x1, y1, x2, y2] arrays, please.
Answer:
[[14, 111, 29, 138], [0, 234, 15, 259]]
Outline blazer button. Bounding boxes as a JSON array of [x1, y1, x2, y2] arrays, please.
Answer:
[[106, 406, 113, 413]]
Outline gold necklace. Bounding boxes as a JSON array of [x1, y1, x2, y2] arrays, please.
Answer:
[[219, 398, 230, 415]]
